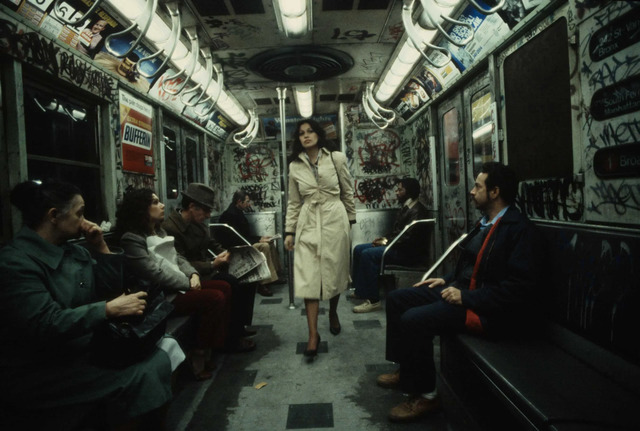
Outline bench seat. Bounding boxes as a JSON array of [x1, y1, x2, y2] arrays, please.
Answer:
[[442, 326, 640, 431]]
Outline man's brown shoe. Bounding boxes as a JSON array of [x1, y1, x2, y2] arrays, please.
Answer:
[[376, 371, 400, 389], [388, 396, 441, 423]]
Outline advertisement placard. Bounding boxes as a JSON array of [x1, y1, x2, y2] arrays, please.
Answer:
[[120, 90, 154, 175]]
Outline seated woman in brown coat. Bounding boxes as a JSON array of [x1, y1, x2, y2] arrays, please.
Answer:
[[115, 188, 254, 379]]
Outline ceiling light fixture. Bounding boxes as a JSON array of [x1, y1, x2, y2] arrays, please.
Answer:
[[273, 0, 312, 38], [293, 85, 314, 118]]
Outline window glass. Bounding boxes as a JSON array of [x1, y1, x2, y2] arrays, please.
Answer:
[[163, 128, 179, 199], [185, 137, 199, 184], [24, 89, 98, 163], [443, 108, 460, 186], [503, 18, 573, 179], [23, 83, 104, 221], [470, 87, 494, 172]]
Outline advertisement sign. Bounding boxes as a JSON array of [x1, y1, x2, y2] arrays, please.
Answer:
[[93, 34, 164, 93], [120, 90, 154, 174], [7, 0, 121, 58]]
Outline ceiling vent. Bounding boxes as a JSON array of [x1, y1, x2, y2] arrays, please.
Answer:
[[246, 46, 354, 83]]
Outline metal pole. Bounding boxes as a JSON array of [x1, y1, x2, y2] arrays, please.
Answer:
[[277, 87, 296, 310]]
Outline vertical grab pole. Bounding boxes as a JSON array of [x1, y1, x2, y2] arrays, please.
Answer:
[[277, 87, 295, 310]]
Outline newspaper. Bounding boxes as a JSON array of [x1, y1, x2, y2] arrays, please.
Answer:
[[228, 245, 272, 284]]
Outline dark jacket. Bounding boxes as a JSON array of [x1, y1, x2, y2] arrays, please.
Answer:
[[161, 210, 224, 277], [218, 205, 258, 247], [387, 200, 430, 256], [448, 206, 543, 332]]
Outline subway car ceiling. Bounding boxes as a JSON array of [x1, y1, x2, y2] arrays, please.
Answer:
[[1, 0, 639, 230], [2, 0, 560, 131]]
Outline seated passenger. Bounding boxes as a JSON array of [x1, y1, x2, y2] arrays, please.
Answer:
[[377, 162, 543, 423], [218, 190, 282, 297], [0, 180, 173, 430], [351, 178, 429, 313], [162, 183, 257, 340], [116, 188, 254, 373]]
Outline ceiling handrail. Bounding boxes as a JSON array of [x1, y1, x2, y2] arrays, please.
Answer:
[[418, 0, 474, 47], [233, 110, 259, 147], [467, 0, 506, 15], [362, 89, 393, 130], [137, 2, 181, 79], [366, 82, 396, 120], [402, 0, 451, 68], [181, 47, 213, 106], [104, 0, 158, 58], [192, 64, 224, 117], [161, 26, 199, 95]]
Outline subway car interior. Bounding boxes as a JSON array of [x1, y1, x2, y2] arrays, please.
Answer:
[[1, 0, 639, 430]]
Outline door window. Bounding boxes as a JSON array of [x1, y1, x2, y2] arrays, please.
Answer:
[[443, 108, 460, 186]]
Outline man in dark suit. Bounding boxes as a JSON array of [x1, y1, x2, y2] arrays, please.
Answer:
[[351, 178, 429, 313], [377, 162, 543, 422]]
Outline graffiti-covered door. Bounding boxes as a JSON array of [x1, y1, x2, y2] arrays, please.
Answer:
[[462, 70, 499, 228], [437, 93, 467, 270]]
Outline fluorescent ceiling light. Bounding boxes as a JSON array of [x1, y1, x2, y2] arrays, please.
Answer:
[[107, 0, 250, 126], [279, 0, 306, 16], [274, 0, 311, 38], [106, 0, 144, 21], [294, 86, 314, 118], [282, 15, 307, 37]]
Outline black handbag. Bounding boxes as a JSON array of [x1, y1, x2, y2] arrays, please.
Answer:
[[90, 278, 174, 367]]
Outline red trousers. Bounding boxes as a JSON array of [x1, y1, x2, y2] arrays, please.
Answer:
[[171, 280, 231, 350]]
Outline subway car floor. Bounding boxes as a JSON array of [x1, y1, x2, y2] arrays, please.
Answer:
[[166, 282, 448, 431]]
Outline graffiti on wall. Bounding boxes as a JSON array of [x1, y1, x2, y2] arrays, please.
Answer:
[[230, 146, 279, 183], [0, 19, 115, 100], [224, 143, 281, 211], [578, 2, 640, 224], [353, 177, 400, 209], [517, 177, 585, 221], [411, 118, 435, 207], [353, 129, 408, 176]]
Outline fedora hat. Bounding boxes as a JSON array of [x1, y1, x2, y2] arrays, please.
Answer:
[[182, 183, 215, 209]]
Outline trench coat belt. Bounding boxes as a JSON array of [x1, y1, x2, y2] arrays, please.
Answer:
[[307, 195, 340, 257]]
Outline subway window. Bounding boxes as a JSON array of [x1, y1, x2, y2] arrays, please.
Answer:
[[503, 18, 573, 180], [185, 137, 199, 184], [443, 107, 461, 186], [470, 87, 494, 172], [163, 127, 179, 199], [23, 82, 105, 222]]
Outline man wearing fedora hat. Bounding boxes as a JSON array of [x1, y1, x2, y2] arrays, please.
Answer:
[[163, 183, 257, 352]]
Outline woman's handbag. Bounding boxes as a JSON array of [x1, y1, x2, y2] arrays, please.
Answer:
[[90, 277, 174, 367]]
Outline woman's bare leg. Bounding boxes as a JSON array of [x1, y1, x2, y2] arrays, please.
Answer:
[[304, 299, 320, 350]]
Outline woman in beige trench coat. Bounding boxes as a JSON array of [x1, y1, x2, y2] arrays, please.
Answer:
[[284, 119, 356, 358]]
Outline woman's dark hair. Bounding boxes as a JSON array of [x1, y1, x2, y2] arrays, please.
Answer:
[[480, 162, 518, 205], [114, 188, 155, 239], [10, 180, 82, 228], [399, 178, 421, 200], [288, 119, 337, 164]]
